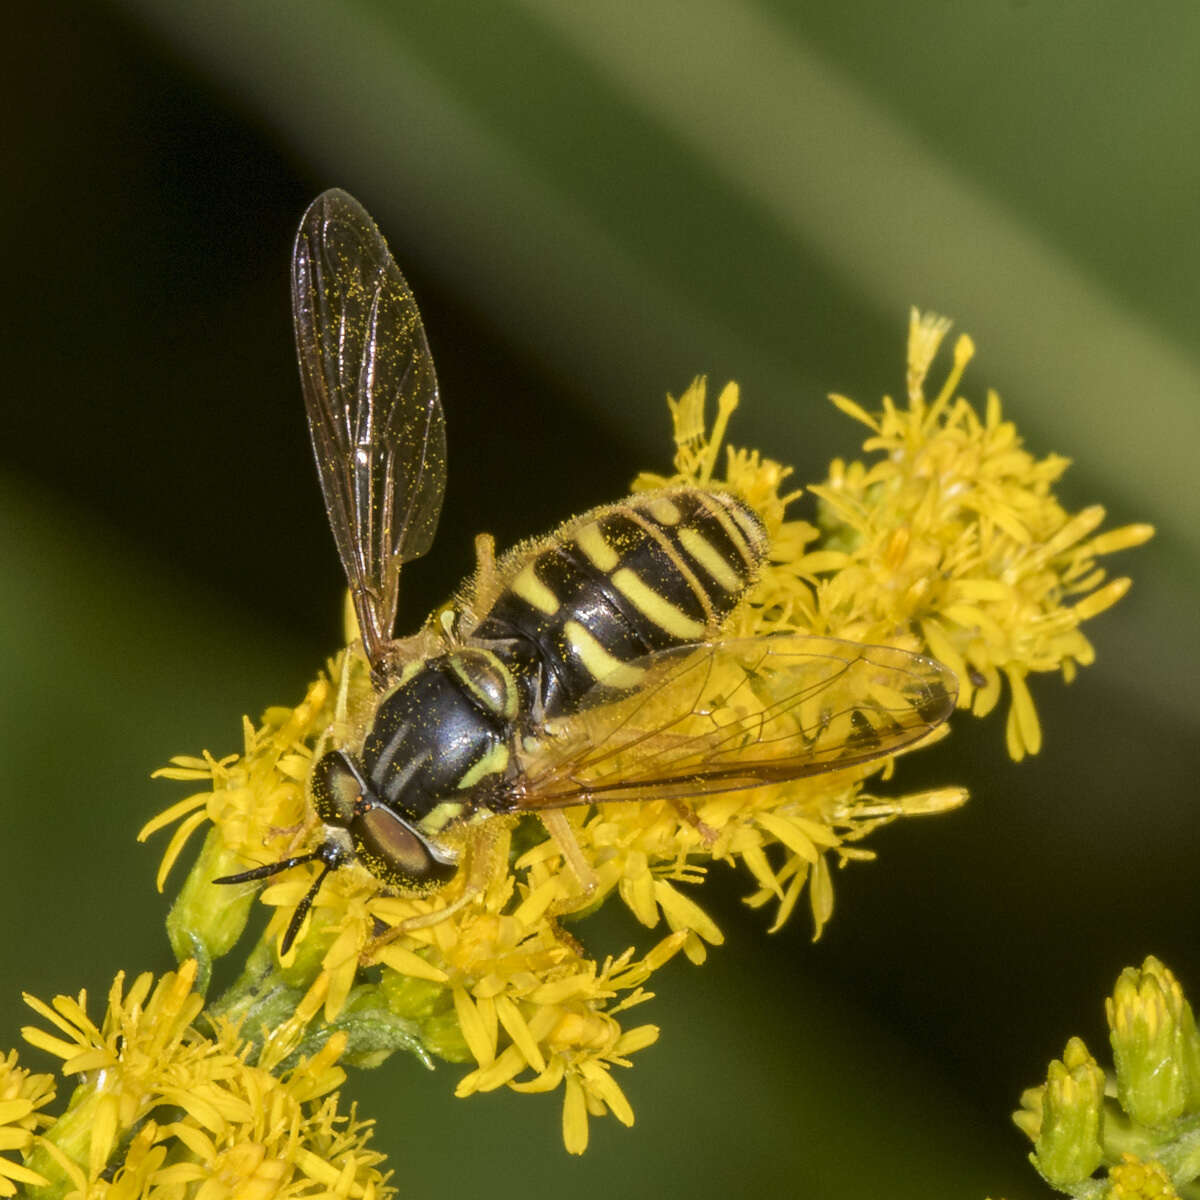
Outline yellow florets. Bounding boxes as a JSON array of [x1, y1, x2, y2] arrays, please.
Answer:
[[814, 311, 1153, 759], [19, 961, 392, 1197], [641, 315, 1152, 765], [128, 311, 1150, 1159], [0, 1050, 56, 1196]]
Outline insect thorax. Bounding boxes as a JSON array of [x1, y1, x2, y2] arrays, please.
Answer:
[[360, 648, 518, 832]]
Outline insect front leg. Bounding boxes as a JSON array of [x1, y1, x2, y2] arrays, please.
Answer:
[[538, 808, 598, 898]]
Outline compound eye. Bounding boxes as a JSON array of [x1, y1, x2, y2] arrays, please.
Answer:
[[354, 806, 458, 888], [311, 751, 362, 824]]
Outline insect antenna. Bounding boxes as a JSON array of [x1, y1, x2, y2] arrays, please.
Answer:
[[213, 851, 325, 885], [214, 840, 350, 955], [277, 859, 337, 954]]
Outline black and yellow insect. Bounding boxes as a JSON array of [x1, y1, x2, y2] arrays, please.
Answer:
[[217, 189, 957, 951]]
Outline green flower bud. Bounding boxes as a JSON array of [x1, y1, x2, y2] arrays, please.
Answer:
[[166, 827, 255, 986], [1107, 958, 1195, 1126], [378, 970, 474, 1061], [1031, 1037, 1105, 1188], [421, 1009, 473, 1063], [380, 971, 448, 1023]]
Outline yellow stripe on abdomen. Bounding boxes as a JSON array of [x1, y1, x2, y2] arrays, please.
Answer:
[[611, 567, 705, 640], [643, 495, 682, 525], [510, 563, 559, 614], [677, 526, 743, 592], [574, 521, 619, 571], [563, 619, 647, 689]]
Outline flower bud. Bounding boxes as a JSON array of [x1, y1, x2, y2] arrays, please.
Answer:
[[1107, 958, 1198, 1126], [166, 827, 255, 985], [1030, 1037, 1105, 1188]]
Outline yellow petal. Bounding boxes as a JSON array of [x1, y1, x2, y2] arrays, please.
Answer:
[[137, 791, 210, 841], [0, 1100, 34, 1125], [1084, 524, 1155, 555], [642, 932, 688, 972], [652, 881, 723, 945], [562, 1074, 589, 1155], [459, 1044, 528, 1093], [809, 854, 835, 939], [617, 852, 659, 928], [18, 1030, 82, 1062], [0, 1158, 49, 1188], [373, 943, 448, 983], [920, 619, 968, 692], [528, 974, 594, 1007], [1072, 577, 1131, 620], [453, 988, 496, 1068], [895, 787, 969, 816], [508, 1056, 566, 1095], [1005, 667, 1042, 758], [88, 1093, 119, 1183], [767, 864, 809, 934], [495, 996, 546, 1075], [740, 843, 783, 899], [828, 393, 880, 432], [579, 1061, 634, 1127], [155, 809, 210, 891], [1034, 506, 1106, 565], [613, 1024, 660, 1056], [512, 875, 563, 927]]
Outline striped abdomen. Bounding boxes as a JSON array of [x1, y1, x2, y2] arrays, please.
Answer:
[[471, 488, 767, 718]]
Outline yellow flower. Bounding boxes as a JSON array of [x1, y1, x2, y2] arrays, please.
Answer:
[[139, 311, 1149, 1152], [1106, 1155, 1180, 1200], [0, 1050, 56, 1196], [144, 688, 331, 889], [814, 311, 1153, 759], [21, 962, 393, 1197], [414, 889, 684, 1155]]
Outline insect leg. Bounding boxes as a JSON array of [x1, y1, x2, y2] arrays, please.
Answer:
[[539, 809, 598, 897], [279, 859, 337, 955], [214, 838, 352, 955], [333, 642, 357, 735], [391, 884, 480, 934]]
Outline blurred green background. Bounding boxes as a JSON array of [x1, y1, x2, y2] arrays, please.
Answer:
[[3, 3, 1198, 1196]]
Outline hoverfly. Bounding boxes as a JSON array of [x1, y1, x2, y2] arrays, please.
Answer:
[[217, 189, 957, 952]]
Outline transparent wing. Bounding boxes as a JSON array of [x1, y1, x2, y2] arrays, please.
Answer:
[[514, 635, 958, 809], [292, 189, 446, 673]]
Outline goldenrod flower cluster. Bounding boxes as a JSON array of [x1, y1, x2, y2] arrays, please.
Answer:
[[15, 961, 390, 1198], [1016, 957, 1200, 1198], [3, 312, 1151, 1190]]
